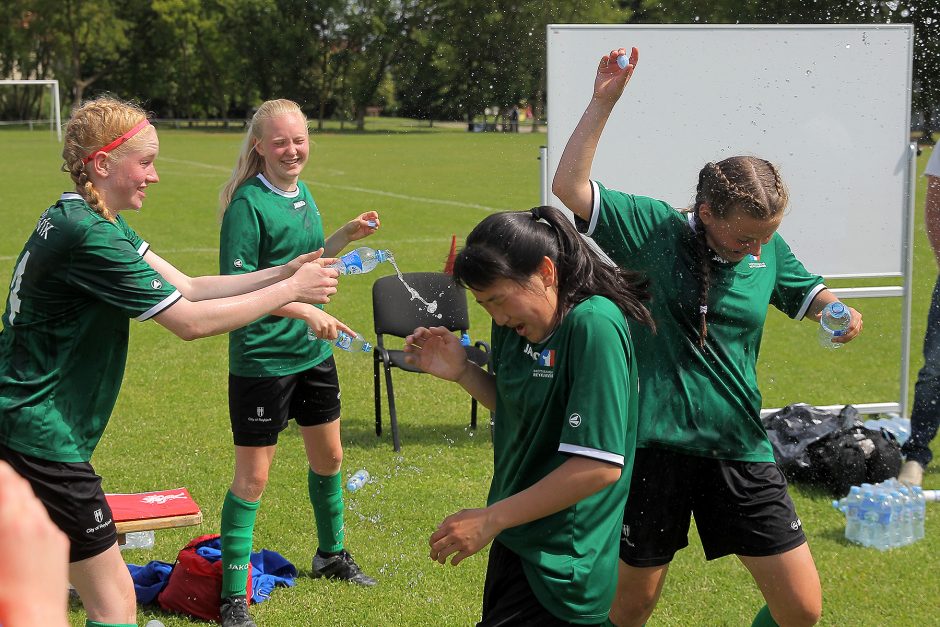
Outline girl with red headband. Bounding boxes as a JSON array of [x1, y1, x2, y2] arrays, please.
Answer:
[[0, 96, 339, 627]]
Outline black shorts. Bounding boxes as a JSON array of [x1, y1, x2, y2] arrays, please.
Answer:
[[229, 358, 342, 447], [620, 448, 806, 566], [0, 443, 116, 562], [478, 541, 609, 627]]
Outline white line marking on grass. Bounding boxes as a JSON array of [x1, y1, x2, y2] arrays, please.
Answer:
[[159, 157, 505, 213]]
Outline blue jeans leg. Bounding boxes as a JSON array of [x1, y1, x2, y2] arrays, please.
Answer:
[[903, 275, 940, 467]]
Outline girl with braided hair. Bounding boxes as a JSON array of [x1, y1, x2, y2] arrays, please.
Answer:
[[553, 49, 862, 627], [404, 206, 654, 625], [0, 96, 338, 627]]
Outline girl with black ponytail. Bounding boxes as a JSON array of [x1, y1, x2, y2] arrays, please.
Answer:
[[404, 205, 653, 626], [553, 48, 863, 627]]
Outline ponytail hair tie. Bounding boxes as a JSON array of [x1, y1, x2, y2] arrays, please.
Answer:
[[530, 206, 542, 221]]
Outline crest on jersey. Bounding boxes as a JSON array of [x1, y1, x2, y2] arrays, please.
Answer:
[[256, 406, 265, 418], [94, 508, 104, 523]]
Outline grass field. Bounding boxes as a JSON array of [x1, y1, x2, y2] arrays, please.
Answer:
[[0, 125, 937, 626]]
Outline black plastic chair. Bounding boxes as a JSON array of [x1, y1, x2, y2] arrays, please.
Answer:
[[372, 271, 490, 451]]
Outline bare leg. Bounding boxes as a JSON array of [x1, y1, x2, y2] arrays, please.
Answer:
[[69, 543, 136, 623], [738, 543, 822, 627], [231, 445, 276, 501], [300, 419, 343, 476], [610, 560, 670, 627]]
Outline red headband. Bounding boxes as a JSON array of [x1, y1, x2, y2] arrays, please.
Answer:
[[81, 119, 151, 165]]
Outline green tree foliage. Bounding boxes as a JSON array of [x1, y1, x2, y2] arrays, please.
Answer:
[[0, 0, 936, 130]]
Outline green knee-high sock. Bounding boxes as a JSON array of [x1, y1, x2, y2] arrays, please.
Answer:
[[85, 622, 136, 627], [752, 605, 780, 627], [220, 490, 260, 599], [309, 469, 344, 553]]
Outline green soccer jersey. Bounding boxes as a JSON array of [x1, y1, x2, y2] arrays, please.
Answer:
[[220, 174, 330, 377], [0, 193, 181, 462], [578, 181, 825, 462], [489, 296, 637, 624]]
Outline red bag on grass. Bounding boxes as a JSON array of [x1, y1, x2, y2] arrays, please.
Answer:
[[157, 534, 252, 621]]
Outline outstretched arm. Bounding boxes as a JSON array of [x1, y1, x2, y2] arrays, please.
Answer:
[[552, 47, 638, 221], [144, 248, 332, 301], [152, 261, 338, 340]]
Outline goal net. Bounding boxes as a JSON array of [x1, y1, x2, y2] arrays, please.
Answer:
[[0, 79, 62, 141]]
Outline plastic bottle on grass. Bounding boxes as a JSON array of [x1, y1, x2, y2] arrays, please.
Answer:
[[329, 247, 391, 275], [818, 301, 852, 349], [119, 530, 155, 550], [346, 469, 370, 492]]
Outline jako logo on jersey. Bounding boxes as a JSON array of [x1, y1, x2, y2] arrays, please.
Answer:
[[233, 258, 243, 269], [790, 518, 802, 531], [523, 344, 540, 361], [293, 200, 306, 209], [568, 413, 582, 427], [537, 349, 555, 367], [151, 279, 162, 289], [748, 253, 766, 269]]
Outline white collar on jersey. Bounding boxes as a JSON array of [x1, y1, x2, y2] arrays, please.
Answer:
[[256, 173, 300, 198]]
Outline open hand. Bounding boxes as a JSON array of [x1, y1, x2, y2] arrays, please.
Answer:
[[404, 326, 469, 381], [429, 507, 498, 566]]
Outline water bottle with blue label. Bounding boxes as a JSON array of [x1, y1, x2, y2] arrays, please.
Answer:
[[346, 469, 370, 492], [307, 329, 372, 353], [329, 246, 391, 275], [818, 301, 852, 349]]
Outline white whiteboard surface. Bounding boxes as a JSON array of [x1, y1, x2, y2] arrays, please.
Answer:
[[546, 25, 913, 278]]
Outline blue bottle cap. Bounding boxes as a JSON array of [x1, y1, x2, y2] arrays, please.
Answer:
[[829, 302, 846, 316], [617, 55, 629, 70]]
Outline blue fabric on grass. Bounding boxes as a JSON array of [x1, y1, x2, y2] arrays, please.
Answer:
[[128, 540, 296, 605]]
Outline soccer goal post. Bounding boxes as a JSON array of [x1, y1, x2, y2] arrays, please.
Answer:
[[0, 79, 62, 141]]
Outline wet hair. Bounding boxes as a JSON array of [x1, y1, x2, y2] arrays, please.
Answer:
[[688, 156, 788, 348], [61, 96, 151, 222], [453, 205, 654, 330], [219, 99, 307, 217]]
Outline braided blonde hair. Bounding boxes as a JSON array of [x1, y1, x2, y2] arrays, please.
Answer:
[[61, 96, 151, 222], [218, 99, 307, 219], [688, 156, 789, 348]]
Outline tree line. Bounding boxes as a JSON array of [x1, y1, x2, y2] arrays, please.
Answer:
[[1, 0, 937, 134]]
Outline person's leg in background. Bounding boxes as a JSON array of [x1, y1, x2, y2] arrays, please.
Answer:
[[900, 275, 940, 486]]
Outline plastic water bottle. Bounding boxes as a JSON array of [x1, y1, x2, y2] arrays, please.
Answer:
[[460, 332, 471, 347], [144, 621, 166, 627], [329, 247, 391, 275], [818, 301, 852, 349], [119, 530, 155, 550], [858, 489, 878, 547], [308, 329, 373, 353], [333, 331, 372, 353], [346, 469, 370, 492], [912, 487, 927, 540]]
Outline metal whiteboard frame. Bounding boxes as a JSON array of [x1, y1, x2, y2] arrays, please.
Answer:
[[541, 25, 917, 418]]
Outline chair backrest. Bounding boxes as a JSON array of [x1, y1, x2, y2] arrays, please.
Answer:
[[372, 272, 471, 338]]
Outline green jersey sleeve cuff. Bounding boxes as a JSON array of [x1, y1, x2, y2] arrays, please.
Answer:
[[134, 290, 182, 321], [558, 443, 624, 467], [795, 283, 827, 320]]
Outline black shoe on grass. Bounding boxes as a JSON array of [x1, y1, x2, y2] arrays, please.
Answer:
[[220, 595, 256, 627], [311, 549, 377, 586]]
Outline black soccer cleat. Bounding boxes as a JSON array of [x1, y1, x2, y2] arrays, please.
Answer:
[[311, 549, 377, 586], [220, 594, 256, 627]]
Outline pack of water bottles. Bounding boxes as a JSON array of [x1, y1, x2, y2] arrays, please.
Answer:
[[832, 478, 928, 550]]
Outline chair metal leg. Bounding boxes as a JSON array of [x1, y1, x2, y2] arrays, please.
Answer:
[[373, 353, 382, 437], [383, 363, 402, 452], [470, 397, 478, 430]]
